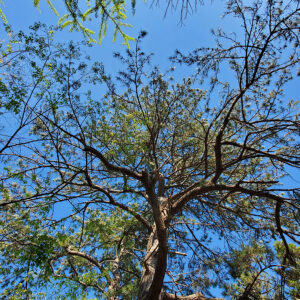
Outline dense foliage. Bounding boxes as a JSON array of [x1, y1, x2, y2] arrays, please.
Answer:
[[0, 0, 299, 299]]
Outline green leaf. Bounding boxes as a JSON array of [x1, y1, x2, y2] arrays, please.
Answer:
[[46, 0, 59, 16]]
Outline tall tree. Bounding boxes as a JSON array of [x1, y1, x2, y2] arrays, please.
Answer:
[[0, 0, 299, 299]]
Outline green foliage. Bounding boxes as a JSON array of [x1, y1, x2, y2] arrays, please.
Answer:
[[274, 241, 300, 298], [34, 0, 134, 46], [0, 0, 134, 46], [0, 8, 7, 25], [222, 241, 299, 299]]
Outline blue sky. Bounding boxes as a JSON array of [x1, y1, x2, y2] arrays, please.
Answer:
[[1, 0, 230, 70]]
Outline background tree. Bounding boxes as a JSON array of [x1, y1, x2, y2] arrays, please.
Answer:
[[0, 0, 299, 299], [0, 24, 53, 154]]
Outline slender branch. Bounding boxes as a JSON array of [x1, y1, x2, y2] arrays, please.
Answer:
[[83, 145, 143, 181]]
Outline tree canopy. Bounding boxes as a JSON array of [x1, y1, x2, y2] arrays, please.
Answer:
[[0, 0, 299, 299]]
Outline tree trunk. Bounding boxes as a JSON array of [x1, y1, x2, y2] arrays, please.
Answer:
[[137, 174, 223, 300], [138, 224, 168, 300], [137, 222, 226, 300], [160, 292, 226, 300]]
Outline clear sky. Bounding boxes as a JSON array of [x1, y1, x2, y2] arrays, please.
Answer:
[[1, 1, 298, 116], [0, 0, 231, 71], [2, 0, 295, 104]]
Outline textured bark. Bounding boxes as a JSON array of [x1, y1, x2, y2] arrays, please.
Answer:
[[138, 229, 158, 299], [107, 257, 121, 300], [138, 224, 168, 300], [160, 292, 225, 300], [137, 171, 170, 300]]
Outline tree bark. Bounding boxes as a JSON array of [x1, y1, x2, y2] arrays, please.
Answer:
[[160, 292, 225, 300], [138, 224, 169, 300], [138, 172, 169, 300]]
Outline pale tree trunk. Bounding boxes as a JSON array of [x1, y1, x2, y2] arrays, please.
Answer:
[[138, 226, 159, 299], [137, 173, 169, 300], [107, 259, 121, 300], [138, 223, 169, 300], [107, 246, 123, 300]]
